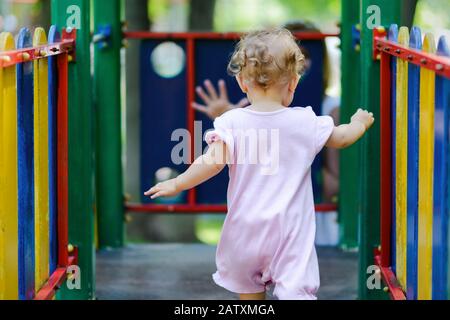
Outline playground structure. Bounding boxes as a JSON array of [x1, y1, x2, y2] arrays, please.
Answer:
[[0, 0, 449, 300], [375, 25, 450, 299], [0, 25, 75, 299]]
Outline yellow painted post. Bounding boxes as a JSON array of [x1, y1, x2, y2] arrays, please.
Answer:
[[418, 33, 436, 300], [395, 26, 409, 290], [33, 27, 50, 292], [0, 32, 19, 299]]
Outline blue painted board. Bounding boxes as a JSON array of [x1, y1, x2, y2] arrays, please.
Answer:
[[139, 40, 188, 204], [432, 36, 450, 300], [388, 24, 398, 274], [47, 25, 59, 274], [16, 28, 35, 300], [406, 26, 421, 300]]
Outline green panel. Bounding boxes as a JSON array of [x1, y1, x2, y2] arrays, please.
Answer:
[[93, 0, 124, 248], [339, 0, 361, 251], [358, 0, 401, 300], [51, 0, 95, 300]]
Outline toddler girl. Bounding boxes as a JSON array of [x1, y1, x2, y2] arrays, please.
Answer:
[[145, 29, 374, 300]]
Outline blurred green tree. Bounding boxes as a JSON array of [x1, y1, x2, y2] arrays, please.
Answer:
[[189, 0, 216, 31]]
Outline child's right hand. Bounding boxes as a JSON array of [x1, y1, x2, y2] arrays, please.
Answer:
[[351, 108, 375, 130], [144, 178, 180, 199], [326, 108, 375, 149]]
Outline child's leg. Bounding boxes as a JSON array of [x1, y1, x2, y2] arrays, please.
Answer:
[[239, 291, 266, 300]]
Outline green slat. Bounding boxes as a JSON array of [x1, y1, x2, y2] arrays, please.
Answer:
[[93, 0, 124, 249], [339, 0, 361, 250], [51, 0, 95, 300], [358, 0, 401, 300]]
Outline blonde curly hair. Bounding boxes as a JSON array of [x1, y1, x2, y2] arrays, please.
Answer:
[[227, 28, 305, 90]]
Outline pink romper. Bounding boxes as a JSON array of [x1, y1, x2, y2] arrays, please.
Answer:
[[204, 106, 334, 300]]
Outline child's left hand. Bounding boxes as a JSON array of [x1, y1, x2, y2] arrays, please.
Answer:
[[144, 179, 180, 199]]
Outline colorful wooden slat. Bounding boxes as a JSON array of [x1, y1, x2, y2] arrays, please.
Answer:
[[0, 35, 3, 300], [376, 24, 450, 301], [418, 33, 436, 300], [446, 40, 450, 302], [443, 39, 450, 302], [0, 32, 19, 300], [406, 26, 421, 300], [380, 36, 392, 268], [395, 26, 409, 290], [388, 24, 398, 274], [33, 27, 50, 293], [432, 36, 450, 300], [56, 46, 69, 269], [17, 28, 35, 300], [47, 26, 60, 276]]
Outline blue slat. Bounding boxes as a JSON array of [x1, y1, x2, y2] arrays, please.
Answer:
[[139, 40, 188, 204], [388, 24, 398, 275], [406, 26, 421, 300], [432, 36, 450, 300], [446, 40, 450, 302], [16, 28, 35, 300], [47, 25, 59, 275]]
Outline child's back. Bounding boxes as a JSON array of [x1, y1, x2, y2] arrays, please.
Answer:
[[207, 106, 333, 299]]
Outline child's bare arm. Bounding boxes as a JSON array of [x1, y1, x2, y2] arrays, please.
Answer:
[[326, 109, 374, 149], [144, 141, 228, 199]]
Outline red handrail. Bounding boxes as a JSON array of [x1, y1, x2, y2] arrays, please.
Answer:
[[125, 203, 339, 213], [123, 31, 339, 41], [374, 35, 450, 78]]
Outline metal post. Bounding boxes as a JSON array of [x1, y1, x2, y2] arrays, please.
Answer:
[[93, 0, 124, 248], [339, 0, 361, 250], [51, 0, 95, 299], [359, 0, 401, 300]]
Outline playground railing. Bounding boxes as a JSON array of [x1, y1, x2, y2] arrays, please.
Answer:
[[0, 26, 77, 300], [374, 25, 450, 300]]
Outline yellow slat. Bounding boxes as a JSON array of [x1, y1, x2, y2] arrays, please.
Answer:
[[0, 32, 19, 300], [418, 33, 436, 300], [33, 27, 50, 292], [395, 26, 409, 290], [0, 35, 3, 300]]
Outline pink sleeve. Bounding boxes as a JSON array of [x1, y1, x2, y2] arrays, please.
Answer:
[[315, 115, 334, 154], [204, 115, 235, 161]]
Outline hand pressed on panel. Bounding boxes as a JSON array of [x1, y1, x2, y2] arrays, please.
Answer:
[[192, 79, 249, 120]]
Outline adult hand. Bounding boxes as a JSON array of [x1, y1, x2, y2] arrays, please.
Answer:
[[192, 79, 249, 120]]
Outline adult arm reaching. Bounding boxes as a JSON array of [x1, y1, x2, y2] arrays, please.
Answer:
[[192, 79, 249, 120]]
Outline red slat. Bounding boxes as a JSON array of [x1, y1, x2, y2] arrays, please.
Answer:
[[379, 51, 392, 268], [186, 38, 197, 205], [57, 52, 69, 267]]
